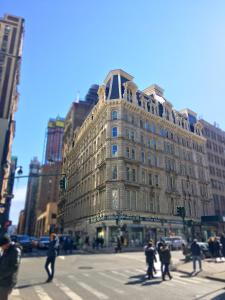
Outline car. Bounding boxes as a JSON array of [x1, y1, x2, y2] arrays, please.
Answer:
[[30, 236, 39, 248], [11, 235, 33, 252], [38, 236, 50, 249], [160, 236, 187, 250]]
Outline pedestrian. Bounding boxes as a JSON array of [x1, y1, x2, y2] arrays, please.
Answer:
[[145, 241, 157, 279], [220, 234, 225, 258], [160, 243, 172, 281], [191, 239, 202, 273], [213, 237, 221, 262], [115, 236, 122, 253], [157, 239, 164, 274], [208, 237, 214, 259], [0, 235, 21, 300], [45, 233, 58, 282]]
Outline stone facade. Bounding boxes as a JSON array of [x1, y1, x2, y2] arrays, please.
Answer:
[[60, 69, 213, 246], [200, 120, 225, 216]]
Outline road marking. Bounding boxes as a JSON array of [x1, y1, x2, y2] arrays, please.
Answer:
[[98, 272, 123, 283], [58, 256, 65, 260], [171, 278, 187, 285], [111, 270, 128, 278], [54, 279, 83, 300], [34, 286, 53, 300], [11, 289, 20, 296], [76, 281, 109, 299], [98, 271, 142, 291], [94, 277, 125, 295]]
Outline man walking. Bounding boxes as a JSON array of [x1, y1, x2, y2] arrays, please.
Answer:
[[0, 235, 21, 300], [145, 241, 157, 279], [191, 239, 202, 273], [45, 233, 58, 282], [160, 243, 172, 281]]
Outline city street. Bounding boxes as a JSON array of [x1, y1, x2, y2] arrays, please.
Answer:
[[10, 251, 225, 300]]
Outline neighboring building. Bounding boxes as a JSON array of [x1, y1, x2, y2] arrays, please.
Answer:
[[17, 209, 25, 234], [45, 116, 64, 164], [23, 157, 40, 235], [35, 202, 57, 237], [58, 94, 99, 232], [0, 14, 24, 230], [59, 69, 213, 246], [200, 120, 225, 231]]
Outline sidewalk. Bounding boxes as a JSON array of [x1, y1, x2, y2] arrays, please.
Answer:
[[175, 257, 225, 282]]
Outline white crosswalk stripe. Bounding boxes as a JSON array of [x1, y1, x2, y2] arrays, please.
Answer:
[[76, 281, 109, 299], [54, 278, 83, 300], [11, 288, 20, 296], [34, 285, 53, 300]]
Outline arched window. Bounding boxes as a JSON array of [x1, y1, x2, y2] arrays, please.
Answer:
[[112, 127, 118, 137], [111, 110, 118, 120], [112, 145, 118, 156]]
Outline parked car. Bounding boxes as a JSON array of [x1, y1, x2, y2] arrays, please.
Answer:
[[160, 236, 187, 250], [38, 236, 50, 249], [11, 235, 33, 252]]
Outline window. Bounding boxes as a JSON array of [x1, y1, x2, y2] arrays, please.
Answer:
[[131, 149, 135, 159], [140, 119, 144, 128], [126, 167, 130, 181], [112, 127, 118, 137], [112, 145, 118, 156], [132, 169, 136, 181], [155, 175, 159, 186], [126, 147, 130, 158], [112, 166, 117, 179], [130, 131, 135, 141], [142, 169, 146, 183], [112, 110, 118, 120], [148, 173, 153, 185], [141, 151, 145, 163]]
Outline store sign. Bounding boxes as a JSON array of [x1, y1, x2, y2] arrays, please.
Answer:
[[89, 214, 183, 225]]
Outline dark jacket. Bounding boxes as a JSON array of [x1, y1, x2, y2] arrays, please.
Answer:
[[0, 243, 21, 287], [145, 246, 157, 264], [160, 247, 171, 264], [191, 242, 201, 256], [47, 240, 57, 258]]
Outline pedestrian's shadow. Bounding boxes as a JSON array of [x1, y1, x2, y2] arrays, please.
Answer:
[[16, 282, 47, 289], [125, 274, 162, 286]]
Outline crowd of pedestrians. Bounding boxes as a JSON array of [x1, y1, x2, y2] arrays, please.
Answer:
[[208, 234, 225, 262]]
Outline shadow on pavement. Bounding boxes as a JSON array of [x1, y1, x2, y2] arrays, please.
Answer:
[[16, 282, 46, 289], [125, 273, 162, 286]]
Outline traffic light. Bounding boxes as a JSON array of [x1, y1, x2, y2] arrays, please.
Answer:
[[59, 177, 67, 191], [176, 206, 185, 218]]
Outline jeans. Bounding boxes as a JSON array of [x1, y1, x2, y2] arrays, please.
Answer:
[[0, 286, 12, 300], [162, 263, 172, 279], [192, 255, 202, 271], [147, 262, 154, 278], [45, 256, 56, 279]]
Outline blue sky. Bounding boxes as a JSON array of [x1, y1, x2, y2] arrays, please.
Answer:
[[1, 0, 225, 224]]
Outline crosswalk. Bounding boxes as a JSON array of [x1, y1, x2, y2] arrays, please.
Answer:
[[10, 268, 224, 300]]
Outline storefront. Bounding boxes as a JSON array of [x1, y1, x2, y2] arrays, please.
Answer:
[[89, 213, 184, 247]]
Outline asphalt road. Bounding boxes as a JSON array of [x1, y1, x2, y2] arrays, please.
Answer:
[[10, 251, 225, 300]]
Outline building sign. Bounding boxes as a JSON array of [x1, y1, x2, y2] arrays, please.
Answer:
[[89, 213, 183, 225]]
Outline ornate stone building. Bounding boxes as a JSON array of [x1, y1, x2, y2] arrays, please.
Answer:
[[59, 69, 212, 246], [200, 120, 225, 231]]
